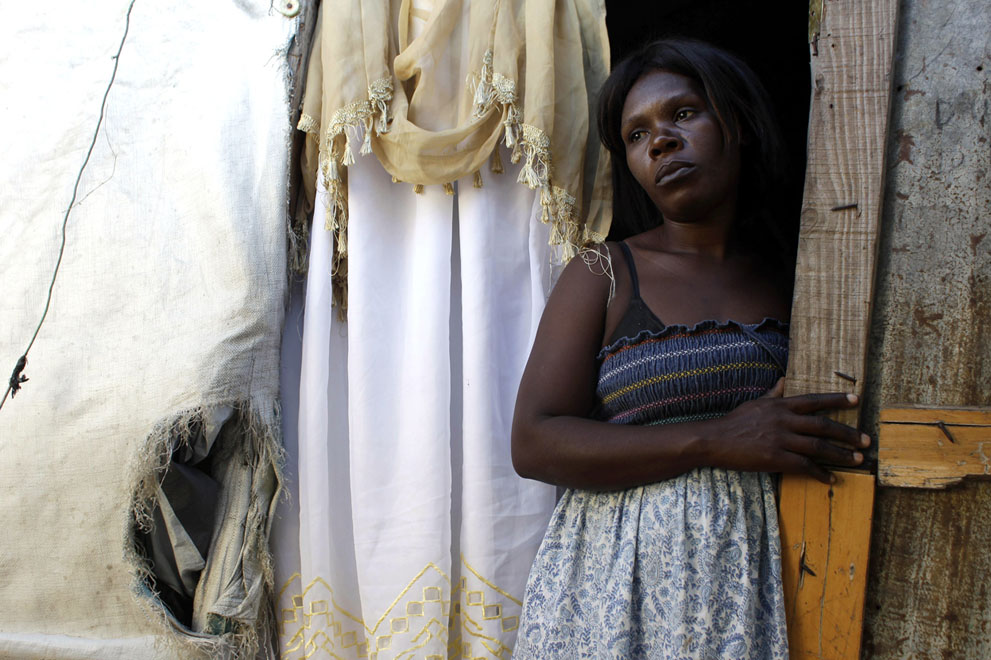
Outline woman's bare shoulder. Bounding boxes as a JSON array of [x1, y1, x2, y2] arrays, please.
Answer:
[[548, 243, 618, 306]]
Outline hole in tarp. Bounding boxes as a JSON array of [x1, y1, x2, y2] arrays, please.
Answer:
[[133, 406, 234, 628]]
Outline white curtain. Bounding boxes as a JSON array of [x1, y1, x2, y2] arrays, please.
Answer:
[[274, 145, 558, 658]]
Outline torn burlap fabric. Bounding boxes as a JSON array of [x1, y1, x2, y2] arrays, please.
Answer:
[[298, 0, 613, 308], [0, 1, 295, 658]]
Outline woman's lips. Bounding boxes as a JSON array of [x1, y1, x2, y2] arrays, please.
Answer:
[[655, 162, 696, 186]]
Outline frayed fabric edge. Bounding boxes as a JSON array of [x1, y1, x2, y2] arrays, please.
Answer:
[[125, 402, 284, 660], [298, 56, 597, 315]]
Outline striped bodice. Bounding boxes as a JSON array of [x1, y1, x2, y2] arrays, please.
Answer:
[[594, 319, 789, 426]]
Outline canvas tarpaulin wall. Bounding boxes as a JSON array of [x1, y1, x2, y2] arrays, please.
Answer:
[[0, 1, 296, 657]]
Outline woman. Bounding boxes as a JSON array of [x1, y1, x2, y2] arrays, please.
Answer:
[[510, 39, 869, 658]]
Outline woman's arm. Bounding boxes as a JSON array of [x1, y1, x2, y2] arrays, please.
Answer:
[[511, 250, 869, 491]]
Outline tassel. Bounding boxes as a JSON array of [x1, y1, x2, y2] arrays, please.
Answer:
[[378, 101, 390, 133], [335, 218, 348, 255], [561, 240, 578, 261], [368, 78, 394, 134], [443, 182, 455, 196], [360, 119, 373, 155], [473, 66, 493, 115], [503, 104, 521, 148], [413, 183, 425, 194], [327, 158, 340, 181], [490, 148, 504, 174], [376, 100, 391, 134], [392, 175, 400, 183], [326, 201, 340, 232], [503, 121, 516, 149], [473, 170, 483, 188], [518, 149, 540, 188], [473, 84, 492, 116], [342, 132, 356, 166], [472, 51, 494, 116]]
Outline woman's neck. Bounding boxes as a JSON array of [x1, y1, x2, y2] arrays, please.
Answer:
[[647, 216, 736, 260]]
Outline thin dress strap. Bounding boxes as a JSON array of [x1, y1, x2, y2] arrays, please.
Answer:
[[617, 242, 642, 300], [604, 242, 667, 346], [737, 324, 788, 373]]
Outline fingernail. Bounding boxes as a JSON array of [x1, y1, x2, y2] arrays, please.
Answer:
[[861, 433, 871, 447], [853, 452, 863, 463], [846, 393, 859, 404]]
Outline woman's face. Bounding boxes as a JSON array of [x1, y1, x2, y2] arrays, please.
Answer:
[[620, 69, 741, 225]]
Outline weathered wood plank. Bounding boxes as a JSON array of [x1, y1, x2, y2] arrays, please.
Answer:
[[784, 0, 900, 420], [780, 471, 876, 659], [779, 0, 900, 655], [879, 407, 991, 488], [879, 406, 991, 426]]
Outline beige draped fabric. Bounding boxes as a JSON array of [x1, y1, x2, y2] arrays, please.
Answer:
[[298, 0, 612, 306]]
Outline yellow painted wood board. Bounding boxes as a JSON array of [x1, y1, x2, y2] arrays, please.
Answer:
[[780, 471, 876, 659]]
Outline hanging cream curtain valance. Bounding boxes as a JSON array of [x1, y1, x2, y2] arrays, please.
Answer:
[[298, 0, 612, 307]]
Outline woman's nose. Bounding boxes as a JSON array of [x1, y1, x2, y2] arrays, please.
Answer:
[[649, 132, 681, 158]]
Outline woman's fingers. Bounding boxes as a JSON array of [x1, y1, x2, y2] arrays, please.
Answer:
[[788, 433, 864, 466], [790, 413, 868, 448], [780, 452, 834, 484]]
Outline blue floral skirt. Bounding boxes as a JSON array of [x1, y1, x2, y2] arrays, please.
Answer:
[[513, 469, 788, 659]]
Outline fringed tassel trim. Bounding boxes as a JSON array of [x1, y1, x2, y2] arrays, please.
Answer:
[[308, 51, 591, 311], [490, 147, 504, 174], [470, 50, 495, 117], [297, 112, 319, 136], [475, 69, 583, 260], [310, 77, 394, 315]]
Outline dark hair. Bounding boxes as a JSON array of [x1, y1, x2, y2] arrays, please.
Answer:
[[598, 38, 792, 270]]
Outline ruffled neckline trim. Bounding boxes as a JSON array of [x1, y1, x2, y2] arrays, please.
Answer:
[[597, 317, 789, 359]]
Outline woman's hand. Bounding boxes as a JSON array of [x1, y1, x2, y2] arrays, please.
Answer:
[[707, 378, 870, 483]]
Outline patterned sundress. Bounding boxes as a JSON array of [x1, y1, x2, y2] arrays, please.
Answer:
[[513, 243, 790, 659]]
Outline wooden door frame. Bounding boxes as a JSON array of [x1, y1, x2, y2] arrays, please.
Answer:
[[779, 0, 901, 657]]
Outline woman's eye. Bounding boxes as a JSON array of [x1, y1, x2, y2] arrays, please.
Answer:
[[628, 129, 645, 143], [675, 109, 695, 122]]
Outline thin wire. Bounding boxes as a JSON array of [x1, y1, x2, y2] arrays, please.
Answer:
[[1, 0, 137, 412]]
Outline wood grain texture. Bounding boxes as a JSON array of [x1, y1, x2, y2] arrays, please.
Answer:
[[780, 471, 876, 659], [859, 0, 991, 654], [779, 0, 899, 656], [779, 0, 900, 655], [879, 407, 991, 426], [879, 409, 991, 488], [784, 0, 900, 425]]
